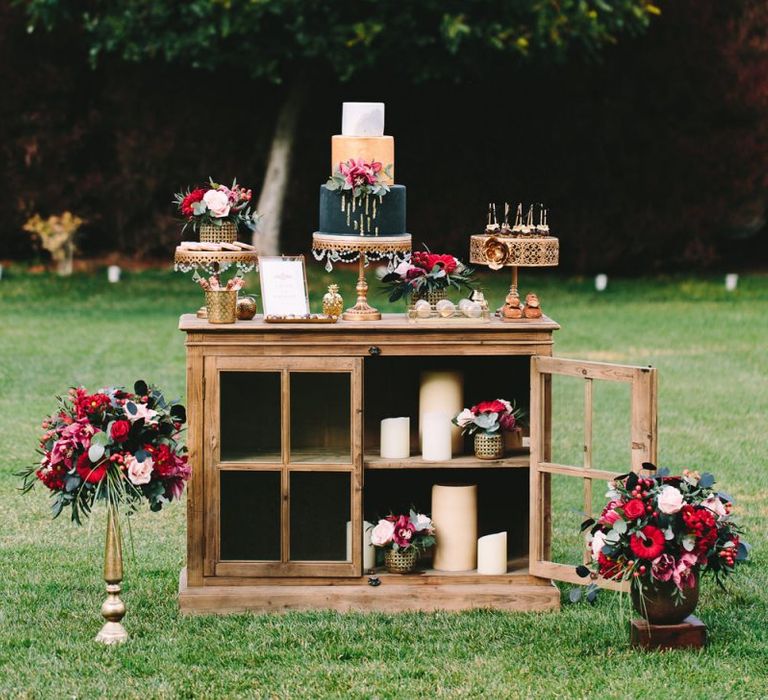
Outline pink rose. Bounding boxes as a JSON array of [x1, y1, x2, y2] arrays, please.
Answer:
[[702, 494, 727, 520], [672, 552, 698, 590], [125, 454, 154, 485], [657, 485, 684, 514], [600, 500, 622, 526], [590, 530, 607, 560], [370, 519, 395, 547], [202, 189, 231, 218]]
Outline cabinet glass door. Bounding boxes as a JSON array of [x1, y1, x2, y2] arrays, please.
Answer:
[[528, 356, 657, 589], [205, 356, 362, 577]]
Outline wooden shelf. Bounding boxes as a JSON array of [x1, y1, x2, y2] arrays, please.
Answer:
[[364, 452, 529, 469]]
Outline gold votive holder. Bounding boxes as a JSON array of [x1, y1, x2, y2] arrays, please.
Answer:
[[205, 289, 237, 324]]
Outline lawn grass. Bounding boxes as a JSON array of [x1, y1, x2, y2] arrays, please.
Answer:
[[1, 266, 767, 699]]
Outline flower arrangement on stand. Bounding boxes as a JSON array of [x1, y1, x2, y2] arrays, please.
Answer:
[[19, 380, 191, 643], [381, 248, 474, 305], [370, 510, 436, 574], [174, 178, 260, 240], [576, 465, 748, 624], [453, 399, 525, 460]]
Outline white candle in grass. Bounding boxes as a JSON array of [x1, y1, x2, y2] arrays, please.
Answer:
[[380, 417, 410, 459], [421, 411, 452, 462], [477, 532, 508, 575], [107, 265, 121, 283]]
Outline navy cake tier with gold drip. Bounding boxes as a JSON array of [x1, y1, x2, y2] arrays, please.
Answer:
[[316, 102, 409, 237]]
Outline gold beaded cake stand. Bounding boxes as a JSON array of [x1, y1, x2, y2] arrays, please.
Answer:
[[469, 234, 559, 302], [174, 247, 258, 318], [312, 233, 412, 321]]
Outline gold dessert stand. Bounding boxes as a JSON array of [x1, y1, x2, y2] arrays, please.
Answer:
[[312, 233, 412, 321], [469, 234, 559, 302], [174, 247, 258, 318]]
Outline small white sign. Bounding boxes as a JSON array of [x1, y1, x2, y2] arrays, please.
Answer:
[[258, 256, 310, 317]]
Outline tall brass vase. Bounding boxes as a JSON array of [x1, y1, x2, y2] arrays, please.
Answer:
[[95, 507, 128, 644]]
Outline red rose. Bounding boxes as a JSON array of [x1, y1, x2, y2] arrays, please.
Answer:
[[76, 452, 107, 484], [472, 400, 508, 415], [622, 499, 646, 520], [629, 525, 666, 560], [180, 188, 205, 218], [110, 420, 131, 442]]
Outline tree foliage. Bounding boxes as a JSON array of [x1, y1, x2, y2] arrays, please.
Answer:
[[22, 0, 660, 81]]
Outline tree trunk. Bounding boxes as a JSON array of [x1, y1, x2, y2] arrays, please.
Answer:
[[253, 81, 306, 254]]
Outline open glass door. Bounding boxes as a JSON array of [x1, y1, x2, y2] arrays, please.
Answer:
[[529, 356, 657, 588]]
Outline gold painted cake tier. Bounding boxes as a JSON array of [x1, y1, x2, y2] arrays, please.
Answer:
[[312, 232, 412, 254], [331, 135, 394, 184]]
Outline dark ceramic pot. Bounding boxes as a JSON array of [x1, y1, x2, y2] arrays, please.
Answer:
[[631, 576, 699, 624]]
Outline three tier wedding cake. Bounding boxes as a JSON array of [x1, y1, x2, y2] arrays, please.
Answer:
[[317, 102, 409, 238]]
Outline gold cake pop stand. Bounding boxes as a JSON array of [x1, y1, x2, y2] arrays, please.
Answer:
[[174, 247, 258, 318], [312, 233, 412, 321], [469, 234, 559, 310]]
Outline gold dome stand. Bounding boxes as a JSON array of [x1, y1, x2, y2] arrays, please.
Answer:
[[469, 234, 559, 312], [174, 247, 259, 318], [312, 233, 412, 321]]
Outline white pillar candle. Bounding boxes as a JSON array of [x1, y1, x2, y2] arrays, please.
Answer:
[[477, 532, 508, 575], [421, 412, 452, 462], [419, 370, 463, 454], [380, 417, 410, 459], [346, 521, 376, 569], [107, 265, 121, 283], [431, 484, 478, 571], [725, 273, 738, 292]]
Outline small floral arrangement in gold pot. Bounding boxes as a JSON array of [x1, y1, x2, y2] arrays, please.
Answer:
[[453, 399, 525, 460], [174, 178, 260, 240], [370, 510, 435, 573]]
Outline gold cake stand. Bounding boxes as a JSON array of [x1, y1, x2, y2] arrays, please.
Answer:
[[469, 234, 559, 300], [174, 247, 259, 318], [312, 233, 412, 321]]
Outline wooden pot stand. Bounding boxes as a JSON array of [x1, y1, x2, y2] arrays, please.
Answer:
[[630, 616, 707, 650], [178, 313, 659, 615]]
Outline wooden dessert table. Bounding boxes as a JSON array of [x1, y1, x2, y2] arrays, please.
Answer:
[[178, 313, 657, 614]]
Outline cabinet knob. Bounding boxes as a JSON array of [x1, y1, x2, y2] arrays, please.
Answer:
[[368, 346, 381, 356]]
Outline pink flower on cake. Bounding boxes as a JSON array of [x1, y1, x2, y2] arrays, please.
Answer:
[[202, 189, 231, 218], [125, 454, 154, 485], [370, 519, 395, 547]]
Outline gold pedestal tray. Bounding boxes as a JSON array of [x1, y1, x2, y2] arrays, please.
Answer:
[[469, 233, 559, 306], [312, 233, 412, 322], [174, 247, 259, 318]]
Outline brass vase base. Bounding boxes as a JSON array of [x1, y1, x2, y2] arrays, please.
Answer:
[[95, 620, 129, 645], [342, 303, 381, 321]]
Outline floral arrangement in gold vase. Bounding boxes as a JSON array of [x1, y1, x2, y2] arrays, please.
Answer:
[[370, 510, 436, 574], [23, 212, 84, 276], [453, 399, 525, 460]]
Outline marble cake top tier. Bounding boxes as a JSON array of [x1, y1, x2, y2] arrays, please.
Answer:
[[342, 102, 385, 136]]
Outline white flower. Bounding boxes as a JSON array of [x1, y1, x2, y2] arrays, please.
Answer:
[[393, 261, 412, 277], [590, 530, 607, 560], [455, 408, 475, 428], [702, 494, 728, 520], [125, 455, 154, 485], [370, 519, 395, 547], [657, 485, 685, 514], [410, 512, 432, 533], [203, 189, 231, 218], [125, 402, 158, 425]]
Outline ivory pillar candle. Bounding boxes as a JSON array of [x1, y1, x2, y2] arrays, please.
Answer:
[[421, 412, 452, 462], [431, 484, 477, 571], [380, 417, 410, 459], [346, 521, 376, 569], [477, 532, 508, 575], [419, 371, 463, 454]]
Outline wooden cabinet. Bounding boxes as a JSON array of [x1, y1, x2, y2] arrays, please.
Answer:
[[178, 314, 657, 614]]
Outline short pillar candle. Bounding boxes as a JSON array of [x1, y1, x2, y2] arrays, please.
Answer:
[[380, 417, 410, 459], [477, 532, 507, 575]]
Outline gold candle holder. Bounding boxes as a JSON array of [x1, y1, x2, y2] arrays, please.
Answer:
[[95, 507, 128, 644]]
